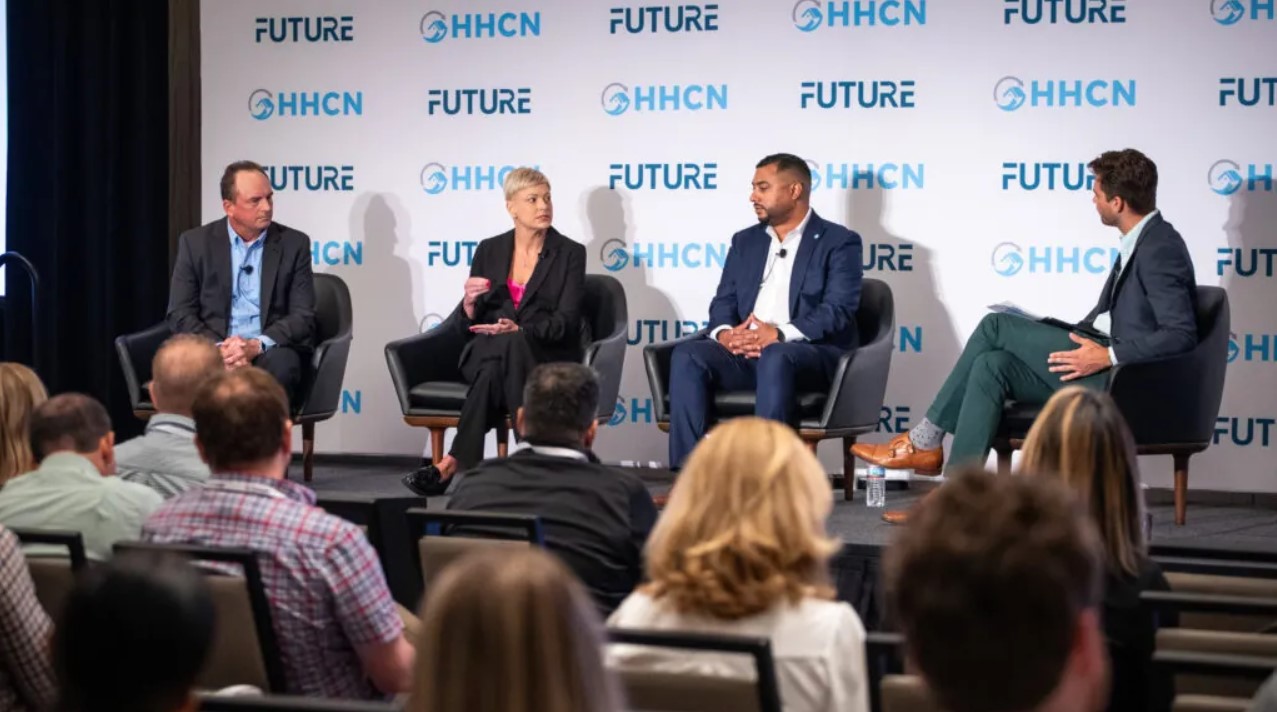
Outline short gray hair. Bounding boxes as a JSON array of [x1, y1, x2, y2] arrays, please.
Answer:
[[503, 167, 550, 201]]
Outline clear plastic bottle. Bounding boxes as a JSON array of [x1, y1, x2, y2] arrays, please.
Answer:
[[865, 465, 887, 508]]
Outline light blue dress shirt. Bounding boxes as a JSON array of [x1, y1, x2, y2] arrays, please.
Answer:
[[227, 222, 274, 350]]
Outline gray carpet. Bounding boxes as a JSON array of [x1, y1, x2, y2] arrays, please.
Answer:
[[296, 459, 1277, 554]]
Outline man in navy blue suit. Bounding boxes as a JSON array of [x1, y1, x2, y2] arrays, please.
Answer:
[[667, 154, 863, 468]]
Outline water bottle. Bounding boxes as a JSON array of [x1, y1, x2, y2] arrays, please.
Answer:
[[865, 465, 887, 508]]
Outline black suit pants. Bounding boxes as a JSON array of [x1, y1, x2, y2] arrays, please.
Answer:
[[451, 332, 539, 469]]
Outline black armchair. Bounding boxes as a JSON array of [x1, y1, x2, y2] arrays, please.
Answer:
[[993, 286, 1230, 526], [642, 278, 895, 500], [384, 274, 627, 461], [114, 273, 354, 482]]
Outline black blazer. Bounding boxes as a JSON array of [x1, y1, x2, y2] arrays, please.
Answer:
[[1081, 213, 1197, 364], [446, 447, 658, 615], [453, 227, 586, 363], [166, 218, 317, 350]]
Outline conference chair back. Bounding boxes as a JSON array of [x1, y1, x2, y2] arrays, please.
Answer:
[[403, 508, 544, 602], [199, 694, 396, 711], [1171, 697, 1250, 712], [607, 629, 783, 712], [880, 674, 942, 712], [1154, 643, 1277, 702], [115, 541, 287, 693], [11, 527, 88, 620]]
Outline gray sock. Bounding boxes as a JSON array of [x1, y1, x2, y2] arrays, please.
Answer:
[[908, 418, 946, 451]]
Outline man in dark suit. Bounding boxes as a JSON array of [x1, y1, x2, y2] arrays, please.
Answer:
[[446, 362, 657, 615], [667, 153, 863, 469], [855, 149, 1198, 519], [166, 161, 316, 403]]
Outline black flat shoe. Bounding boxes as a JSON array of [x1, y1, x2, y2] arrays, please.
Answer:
[[401, 465, 451, 497]]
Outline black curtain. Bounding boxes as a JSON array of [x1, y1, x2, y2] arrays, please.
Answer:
[[5, 0, 172, 438]]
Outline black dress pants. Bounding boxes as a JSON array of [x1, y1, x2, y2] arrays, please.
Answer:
[[450, 332, 539, 469]]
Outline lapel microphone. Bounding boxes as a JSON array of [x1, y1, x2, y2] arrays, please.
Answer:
[[778, 248, 788, 258], [241, 264, 254, 275]]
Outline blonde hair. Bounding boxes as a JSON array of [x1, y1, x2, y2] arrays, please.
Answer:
[[0, 363, 48, 485], [410, 548, 621, 712], [502, 167, 550, 201], [644, 417, 838, 619], [1020, 386, 1146, 577]]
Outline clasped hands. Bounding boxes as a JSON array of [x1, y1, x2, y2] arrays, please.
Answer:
[[219, 335, 262, 370], [1047, 332, 1111, 382], [463, 276, 519, 336], [716, 313, 781, 358]]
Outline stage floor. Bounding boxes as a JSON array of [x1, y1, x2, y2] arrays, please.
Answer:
[[300, 457, 1277, 554]]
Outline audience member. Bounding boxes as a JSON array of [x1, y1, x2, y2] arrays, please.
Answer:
[[143, 367, 413, 699], [116, 334, 223, 498], [0, 393, 161, 559], [608, 417, 869, 712], [885, 469, 1110, 712], [1020, 385, 1172, 712], [53, 550, 214, 712], [446, 363, 657, 614], [0, 362, 48, 487], [0, 524, 56, 712], [410, 547, 621, 712]]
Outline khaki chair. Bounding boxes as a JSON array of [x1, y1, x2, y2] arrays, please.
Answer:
[[11, 527, 88, 620], [1154, 634, 1277, 700], [1172, 696, 1253, 712], [607, 629, 783, 712], [1163, 571, 1277, 633], [402, 508, 544, 600], [115, 542, 287, 693], [199, 694, 396, 711], [880, 674, 943, 712]]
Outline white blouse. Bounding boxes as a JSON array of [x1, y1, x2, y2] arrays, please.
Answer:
[[607, 592, 870, 712]]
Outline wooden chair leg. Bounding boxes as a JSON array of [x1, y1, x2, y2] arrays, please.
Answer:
[[1174, 453, 1189, 526], [429, 428, 445, 465], [842, 436, 856, 502], [302, 422, 315, 483], [496, 423, 510, 459], [995, 447, 1013, 475], [803, 438, 818, 455]]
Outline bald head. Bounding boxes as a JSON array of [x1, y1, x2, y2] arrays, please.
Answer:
[[150, 335, 224, 417]]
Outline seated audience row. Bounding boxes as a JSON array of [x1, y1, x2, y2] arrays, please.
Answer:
[[0, 353, 1181, 712]]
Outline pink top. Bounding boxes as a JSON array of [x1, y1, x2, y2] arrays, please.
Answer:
[[507, 279, 527, 308]]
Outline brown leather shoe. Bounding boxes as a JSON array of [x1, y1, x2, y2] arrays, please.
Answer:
[[850, 433, 943, 476], [882, 508, 911, 525]]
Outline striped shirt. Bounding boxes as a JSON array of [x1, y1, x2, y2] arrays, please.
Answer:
[[142, 473, 403, 699], [0, 526, 56, 712], [116, 414, 210, 499]]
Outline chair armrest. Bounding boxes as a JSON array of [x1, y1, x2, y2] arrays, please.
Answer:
[[296, 331, 353, 420], [643, 330, 708, 423], [585, 323, 628, 422], [114, 322, 173, 409], [817, 328, 894, 432], [384, 311, 467, 415]]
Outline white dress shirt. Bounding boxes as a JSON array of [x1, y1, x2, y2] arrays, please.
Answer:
[[608, 591, 870, 712], [711, 208, 813, 345]]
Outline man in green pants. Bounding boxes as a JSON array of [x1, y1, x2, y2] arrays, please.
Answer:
[[854, 149, 1199, 521]]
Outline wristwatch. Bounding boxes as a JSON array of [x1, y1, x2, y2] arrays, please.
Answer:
[[775, 329, 786, 343]]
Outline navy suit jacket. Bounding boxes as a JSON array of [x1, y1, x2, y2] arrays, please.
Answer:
[[166, 218, 317, 350], [708, 211, 863, 351], [1081, 213, 1198, 364]]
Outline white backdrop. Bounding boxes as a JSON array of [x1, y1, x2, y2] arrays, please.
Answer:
[[201, 0, 1277, 492]]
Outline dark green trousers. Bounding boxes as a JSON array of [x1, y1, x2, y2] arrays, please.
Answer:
[[926, 313, 1108, 468]]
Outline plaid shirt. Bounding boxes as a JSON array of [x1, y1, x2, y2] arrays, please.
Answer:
[[142, 474, 402, 699], [0, 526, 56, 712]]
